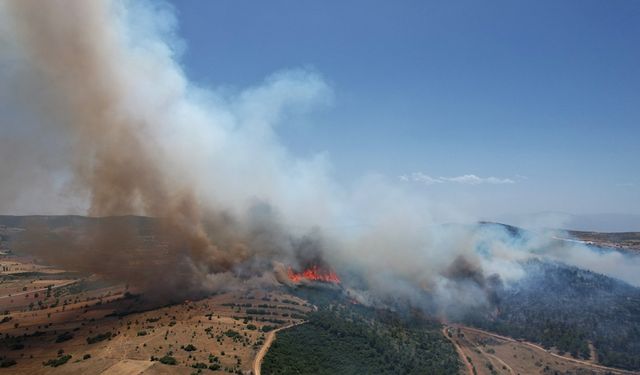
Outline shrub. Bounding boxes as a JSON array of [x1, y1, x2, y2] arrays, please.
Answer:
[[261, 325, 274, 332], [43, 354, 72, 367], [0, 359, 17, 368], [56, 332, 73, 343], [9, 343, 24, 350], [159, 355, 177, 365], [87, 332, 112, 344], [224, 330, 240, 338]]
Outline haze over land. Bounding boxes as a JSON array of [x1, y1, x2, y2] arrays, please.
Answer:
[[0, 1, 639, 374], [0, 0, 638, 308]]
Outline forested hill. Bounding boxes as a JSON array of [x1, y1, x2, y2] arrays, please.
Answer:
[[263, 289, 460, 375], [462, 259, 640, 371]]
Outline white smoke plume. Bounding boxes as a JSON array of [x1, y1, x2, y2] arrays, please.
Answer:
[[0, 1, 638, 309]]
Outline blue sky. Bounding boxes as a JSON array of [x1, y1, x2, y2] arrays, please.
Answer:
[[168, 0, 639, 220]]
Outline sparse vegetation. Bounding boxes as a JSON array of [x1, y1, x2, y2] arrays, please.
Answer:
[[55, 331, 73, 343], [224, 329, 240, 338], [159, 355, 177, 365], [192, 362, 208, 369], [86, 332, 112, 344], [261, 325, 274, 332], [43, 354, 72, 367], [183, 343, 197, 351], [208, 363, 221, 370], [9, 342, 24, 350], [0, 359, 17, 368]]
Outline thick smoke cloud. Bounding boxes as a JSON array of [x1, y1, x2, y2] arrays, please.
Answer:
[[0, 0, 342, 300], [1, 1, 638, 309]]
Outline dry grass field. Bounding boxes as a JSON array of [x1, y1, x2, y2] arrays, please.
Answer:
[[0, 255, 311, 374], [445, 325, 637, 375]]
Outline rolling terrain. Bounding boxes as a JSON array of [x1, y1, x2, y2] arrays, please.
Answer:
[[0, 253, 311, 374], [2, 216, 640, 374]]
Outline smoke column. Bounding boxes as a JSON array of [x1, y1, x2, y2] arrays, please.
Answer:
[[1, 1, 638, 308]]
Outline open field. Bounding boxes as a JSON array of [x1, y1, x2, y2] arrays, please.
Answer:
[[0, 255, 312, 374], [445, 325, 637, 375]]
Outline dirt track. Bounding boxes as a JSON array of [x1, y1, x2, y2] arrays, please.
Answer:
[[0, 279, 77, 300], [442, 326, 474, 375], [457, 325, 638, 375], [253, 321, 306, 375]]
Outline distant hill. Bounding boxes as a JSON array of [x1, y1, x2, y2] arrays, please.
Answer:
[[3, 215, 640, 371], [0, 215, 159, 253], [494, 212, 640, 232], [565, 230, 640, 252], [0, 214, 155, 232]]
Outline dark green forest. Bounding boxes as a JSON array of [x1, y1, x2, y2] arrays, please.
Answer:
[[262, 292, 460, 375]]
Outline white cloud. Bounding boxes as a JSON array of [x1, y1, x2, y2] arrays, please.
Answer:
[[399, 172, 515, 185], [399, 172, 443, 185]]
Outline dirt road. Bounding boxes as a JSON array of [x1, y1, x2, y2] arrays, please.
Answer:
[[442, 326, 474, 375], [483, 350, 515, 374], [457, 325, 637, 375], [253, 321, 306, 375], [0, 279, 77, 300]]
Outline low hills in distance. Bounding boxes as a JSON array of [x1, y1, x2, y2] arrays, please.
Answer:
[[1, 215, 640, 374]]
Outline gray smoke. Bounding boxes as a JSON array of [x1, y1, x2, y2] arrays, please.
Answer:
[[1, 0, 638, 310]]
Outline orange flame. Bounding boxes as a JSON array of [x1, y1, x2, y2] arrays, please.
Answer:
[[287, 265, 340, 284]]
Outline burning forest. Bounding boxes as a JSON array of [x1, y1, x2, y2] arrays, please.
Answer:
[[0, 0, 638, 318], [287, 265, 341, 284], [1, 1, 640, 374]]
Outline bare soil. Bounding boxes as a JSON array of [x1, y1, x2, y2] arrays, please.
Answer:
[[0, 255, 311, 374]]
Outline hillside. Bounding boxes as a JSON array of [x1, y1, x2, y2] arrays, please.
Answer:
[[262, 289, 460, 375], [3, 216, 640, 373], [461, 259, 640, 371]]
